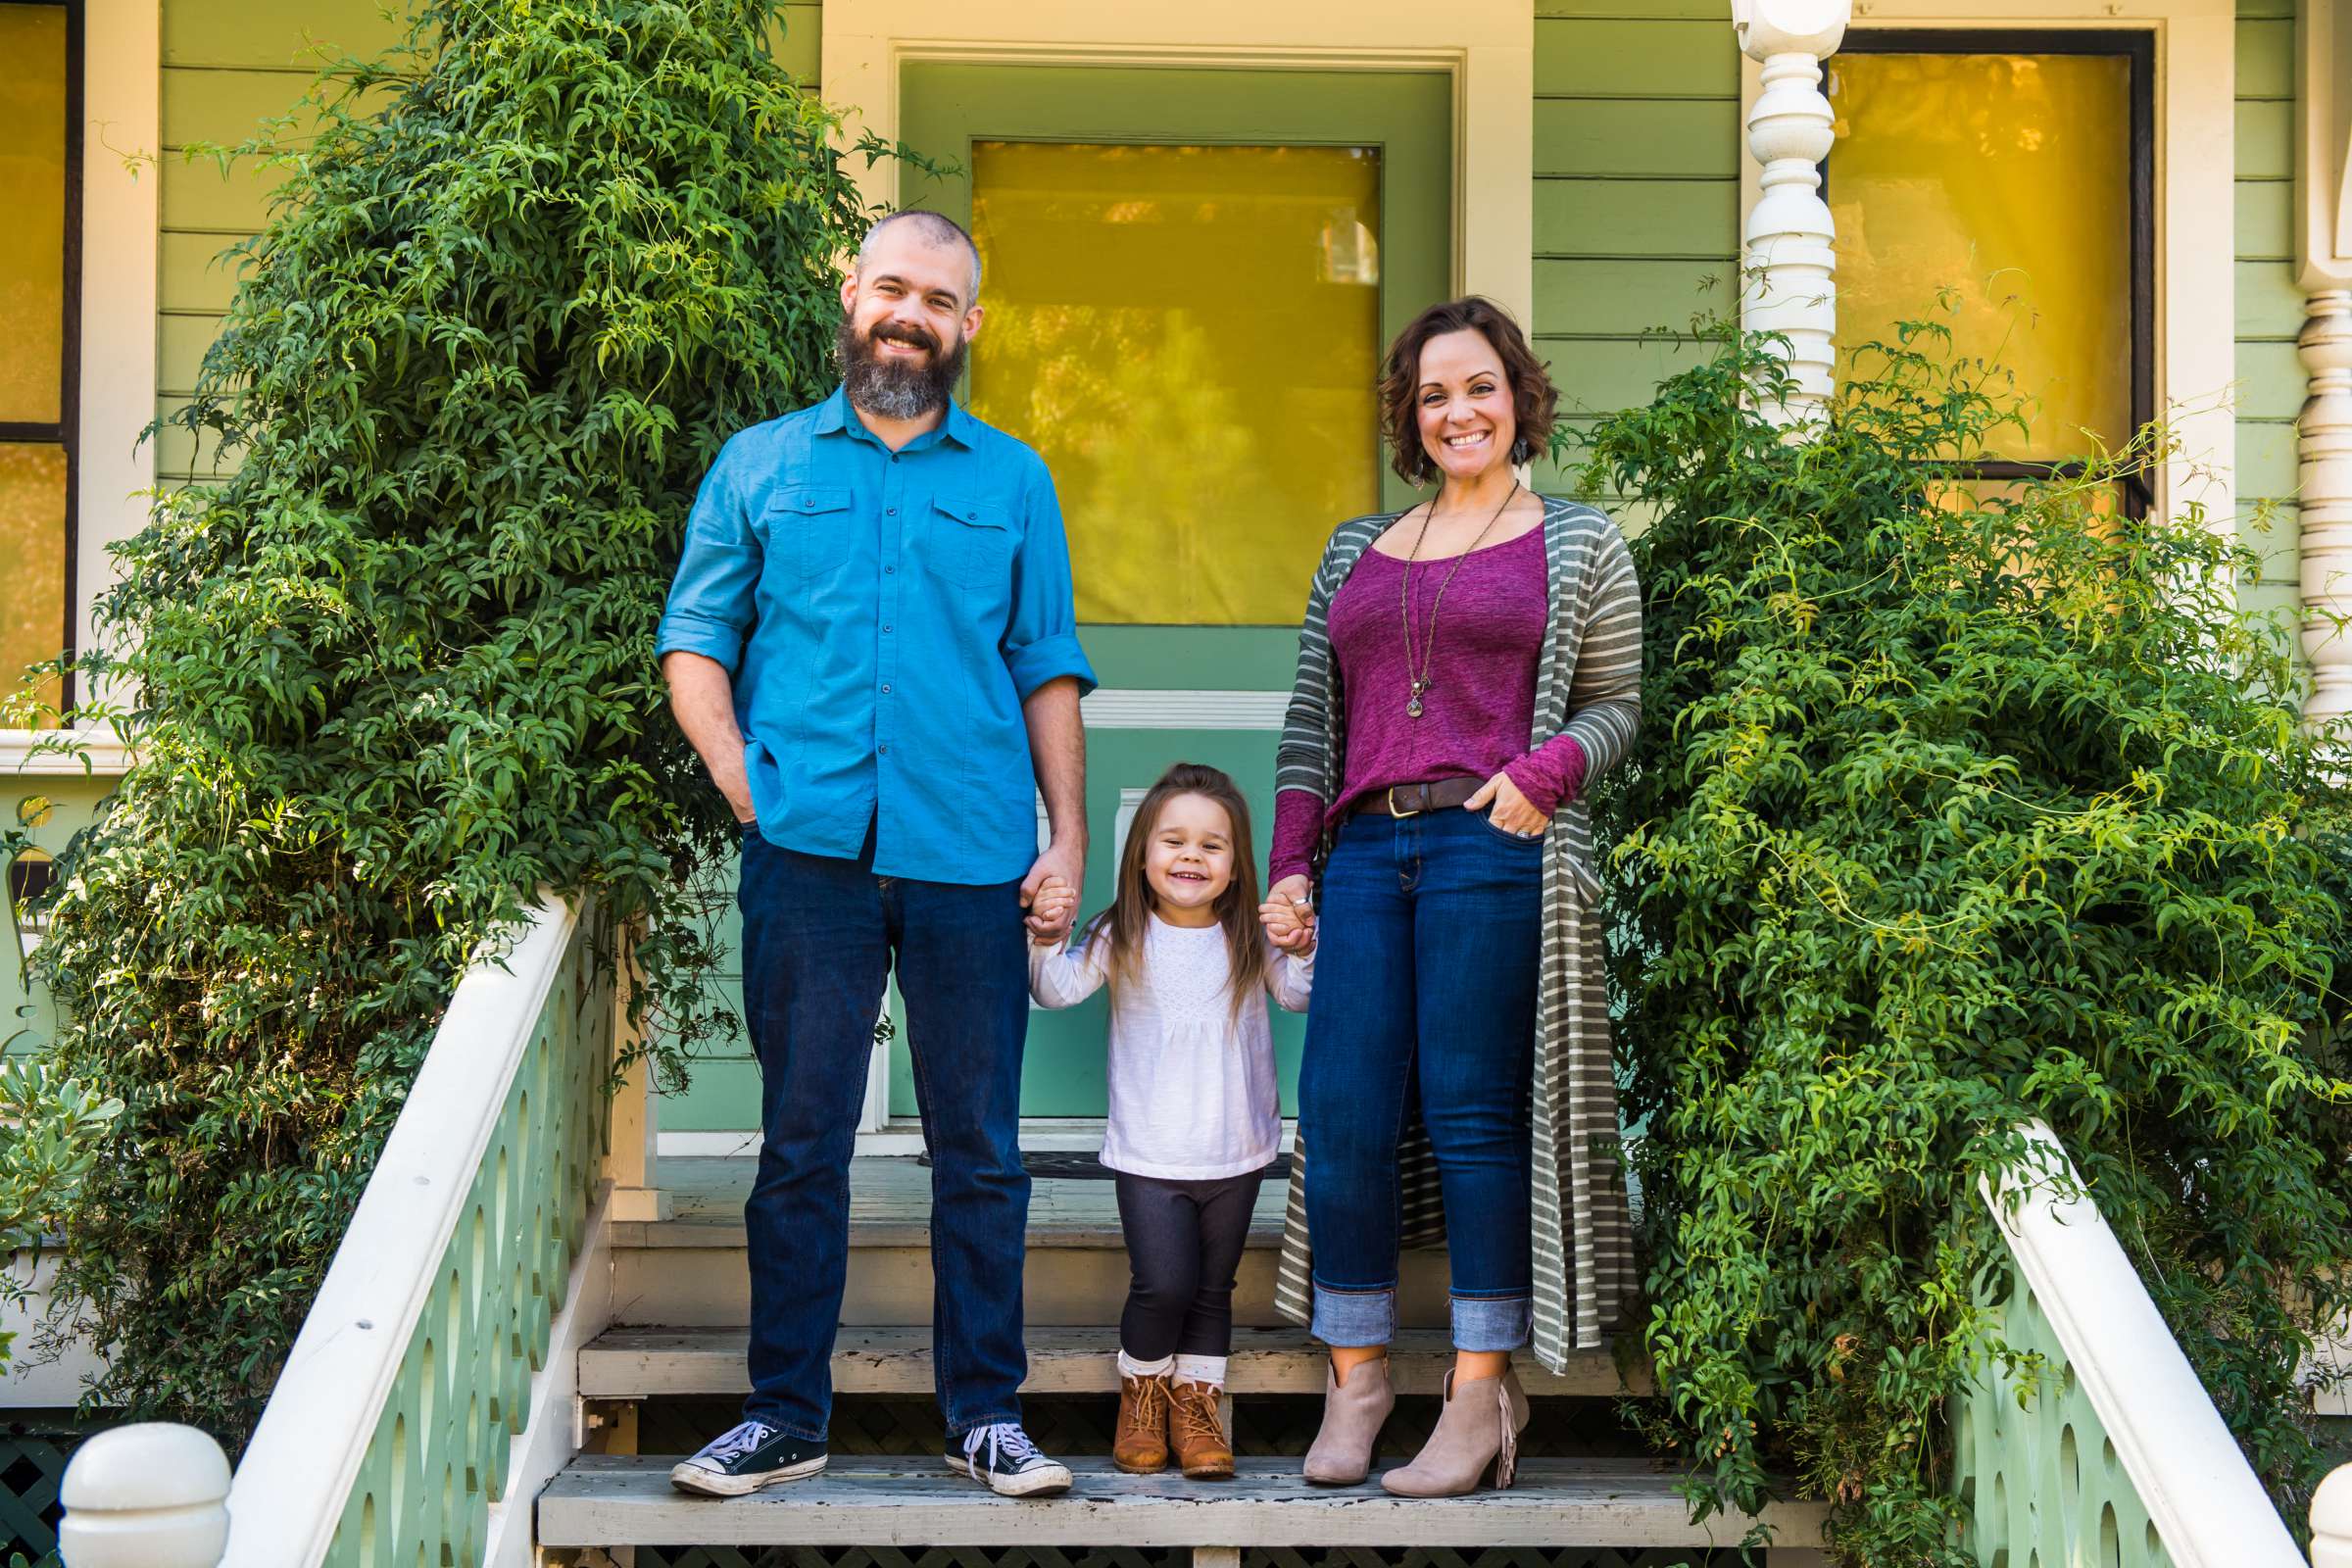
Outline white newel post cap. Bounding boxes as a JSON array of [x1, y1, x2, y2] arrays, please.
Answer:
[[2317, 1464, 2352, 1568], [57, 1422, 230, 1568], [1733, 0, 1848, 62]]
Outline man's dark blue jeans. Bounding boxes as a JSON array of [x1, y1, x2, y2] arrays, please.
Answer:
[[1298, 807, 1543, 1352], [736, 822, 1032, 1444]]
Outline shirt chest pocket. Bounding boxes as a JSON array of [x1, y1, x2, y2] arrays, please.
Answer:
[[927, 496, 1016, 590], [765, 485, 858, 578]]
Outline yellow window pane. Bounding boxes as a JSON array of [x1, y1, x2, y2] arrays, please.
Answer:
[[0, 443, 68, 714], [969, 141, 1382, 625], [0, 3, 68, 425], [1830, 53, 2133, 462]]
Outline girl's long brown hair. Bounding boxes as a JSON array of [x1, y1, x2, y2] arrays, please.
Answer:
[[1089, 762, 1269, 1019]]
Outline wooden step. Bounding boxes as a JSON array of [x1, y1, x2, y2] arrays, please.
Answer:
[[580, 1325, 1649, 1400], [612, 1155, 1450, 1328], [536, 1454, 1830, 1552]]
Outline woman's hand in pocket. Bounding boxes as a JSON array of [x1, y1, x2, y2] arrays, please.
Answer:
[[1465, 770, 1546, 837]]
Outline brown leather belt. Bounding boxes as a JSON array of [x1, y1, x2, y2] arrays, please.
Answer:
[[1351, 777, 1485, 818]]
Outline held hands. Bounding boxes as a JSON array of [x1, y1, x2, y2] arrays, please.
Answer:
[[1465, 769, 1546, 838], [1261, 873, 1317, 955], [1021, 839, 1083, 944], [1027, 872, 1080, 948]]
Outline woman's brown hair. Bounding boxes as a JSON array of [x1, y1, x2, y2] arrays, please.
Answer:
[[1377, 296, 1560, 485], [1087, 762, 1269, 1020]]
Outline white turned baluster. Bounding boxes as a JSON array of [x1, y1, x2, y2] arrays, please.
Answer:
[[2315, 1462, 2352, 1568], [2302, 291, 2352, 727], [1735, 0, 1850, 432]]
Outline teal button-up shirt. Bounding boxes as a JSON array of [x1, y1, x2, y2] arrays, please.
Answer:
[[657, 387, 1096, 884]]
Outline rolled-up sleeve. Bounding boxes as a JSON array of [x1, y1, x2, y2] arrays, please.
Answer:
[[1003, 463, 1097, 701], [656, 442, 761, 672]]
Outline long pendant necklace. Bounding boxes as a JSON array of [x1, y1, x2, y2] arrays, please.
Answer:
[[1399, 479, 1521, 718]]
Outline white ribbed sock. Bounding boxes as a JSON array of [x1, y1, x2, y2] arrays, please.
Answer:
[[1173, 1353, 1227, 1389], [1117, 1349, 1174, 1380]]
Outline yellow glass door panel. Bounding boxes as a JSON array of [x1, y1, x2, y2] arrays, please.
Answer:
[[1829, 51, 2134, 462], [0, 444, 68, 708], [0, 2, 68, 425], [969, 141, 1382, 626]]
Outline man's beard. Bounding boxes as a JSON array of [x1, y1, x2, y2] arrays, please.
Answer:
[[838, 316, 968, 421]]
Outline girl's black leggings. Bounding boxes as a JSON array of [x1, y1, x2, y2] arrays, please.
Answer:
[[1112, 1168, 1268, 1360]]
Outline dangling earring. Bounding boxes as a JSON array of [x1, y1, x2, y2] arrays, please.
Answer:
[[1509, 435, 1533, 466]]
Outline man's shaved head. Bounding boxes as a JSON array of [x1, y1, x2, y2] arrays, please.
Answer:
[[856, 210, 983, 309]]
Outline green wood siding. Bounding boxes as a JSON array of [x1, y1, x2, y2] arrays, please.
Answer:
[[1529, 6, 1740, 505], [155, 0, 820, 485], [2235, 0, 2302, 597]]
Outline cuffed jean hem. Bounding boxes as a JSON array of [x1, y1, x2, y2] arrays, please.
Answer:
[[1309, 1282, 1397, 1348], [1450, 1293, 1533, 1352], [946, 1412, 1026, 1445], [741, 1409, 829, 1446]]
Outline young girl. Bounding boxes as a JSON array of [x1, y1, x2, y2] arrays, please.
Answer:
[[1027, 762, 1315, 1480]]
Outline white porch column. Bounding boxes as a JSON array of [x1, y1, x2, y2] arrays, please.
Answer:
[[2297, 0, 2352, 725], [2307, 293, 2352, 724], [1734, 0, 1851, 431]]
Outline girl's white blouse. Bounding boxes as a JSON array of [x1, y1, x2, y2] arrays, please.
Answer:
[[1028, 913, 1313, 1182]]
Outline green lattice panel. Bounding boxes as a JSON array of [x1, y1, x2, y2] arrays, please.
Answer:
[[0, 1433, 71, 1562], [1250, 1553, 1743, 1568], [322, 912, 613, 1568], [642, 1550, 1182, 1568], [1951, 1262, 2173, 1568], [637, 1550, 1742, 1568]]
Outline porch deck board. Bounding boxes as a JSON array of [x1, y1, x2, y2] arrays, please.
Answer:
[[616, 1155, 1291, 1250], [580, 1325, 1644, 1399], [537, 1455, 1826, 1549]]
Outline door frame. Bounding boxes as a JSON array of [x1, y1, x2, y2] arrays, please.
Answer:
[[817, 0, 1534, 329]]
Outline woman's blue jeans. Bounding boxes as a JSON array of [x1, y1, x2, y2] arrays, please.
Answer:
[[1299, 806, 1543, 1351]]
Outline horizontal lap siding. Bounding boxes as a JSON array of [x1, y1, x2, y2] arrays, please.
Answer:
[[2233, 0, 2302, 634], [153, 0, 821, 485], [1529, 4, 1740, 517]]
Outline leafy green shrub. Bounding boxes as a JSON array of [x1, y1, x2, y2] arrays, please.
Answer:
[[1582, 318, 2352, 1560], [0, 1059, 122, 1375], [31, 0, 897, 1443]]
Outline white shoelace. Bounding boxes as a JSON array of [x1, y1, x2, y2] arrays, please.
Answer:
[[705, 1420, 776, 1465], [961, 1422, 1044, 1471]]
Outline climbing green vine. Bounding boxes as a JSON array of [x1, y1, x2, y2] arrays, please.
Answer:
[[1583, 316, 2352, 1561], [29, 0, 903, 1444]]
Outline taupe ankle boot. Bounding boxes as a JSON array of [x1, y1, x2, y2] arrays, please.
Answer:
[[1302, 1355, 1394, 1486], [1380, 1365, 1530, 1496]]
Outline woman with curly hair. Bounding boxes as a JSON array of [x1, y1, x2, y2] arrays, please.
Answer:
[[1261, 297, 1642, 1495]]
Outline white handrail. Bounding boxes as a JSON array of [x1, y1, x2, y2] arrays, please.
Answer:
[[1983, 1121, 2304, 1567], [219, 892, 582, 1565]]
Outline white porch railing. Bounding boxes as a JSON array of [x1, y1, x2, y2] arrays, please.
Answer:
[[1954, 1122, 2311, 1567], [58, 891, 634, 1567]]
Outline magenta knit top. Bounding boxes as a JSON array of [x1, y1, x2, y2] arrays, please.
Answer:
[[1268, 525, 1587, 886]]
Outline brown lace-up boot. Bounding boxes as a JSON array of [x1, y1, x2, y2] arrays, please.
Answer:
[[1168, 1378, 1235, 1479], [1113, 1372, 1172, 1473]]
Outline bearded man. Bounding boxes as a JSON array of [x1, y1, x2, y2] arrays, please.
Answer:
[[657, 210, 1092, 1499]]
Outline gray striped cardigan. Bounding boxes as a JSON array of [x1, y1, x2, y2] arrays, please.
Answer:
[[1271, 495, 1643, 1368]]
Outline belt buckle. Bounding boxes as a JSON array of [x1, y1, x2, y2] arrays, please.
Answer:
[[1387, 785, 1422, 818]]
